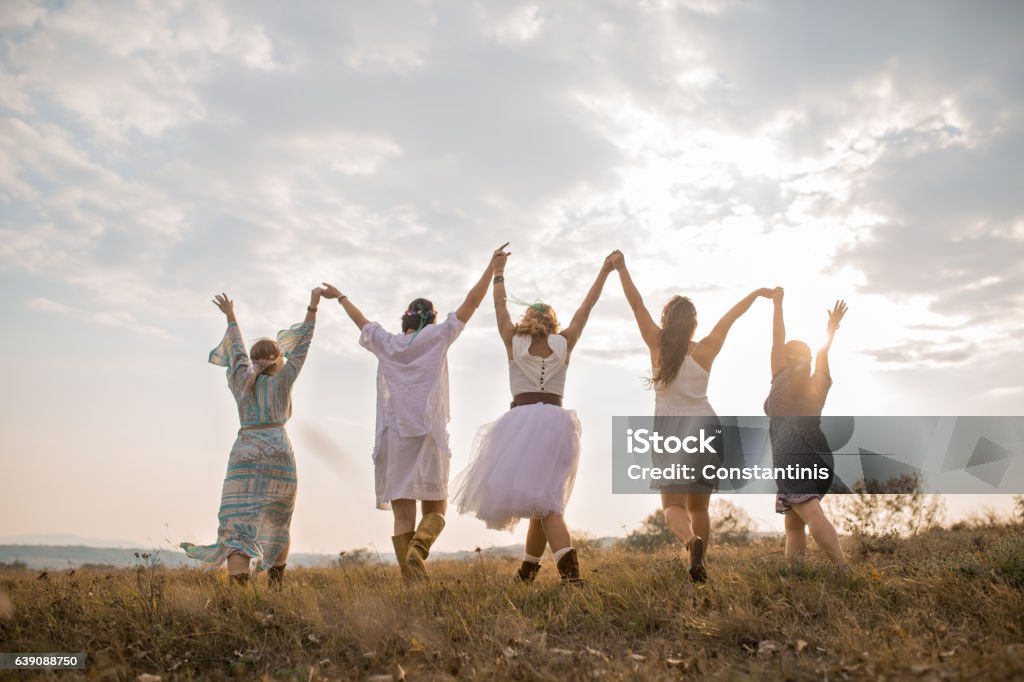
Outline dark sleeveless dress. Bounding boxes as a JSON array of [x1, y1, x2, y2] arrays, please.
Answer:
[[763, 366, 834, 513]]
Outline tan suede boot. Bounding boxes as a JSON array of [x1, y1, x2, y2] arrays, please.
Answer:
[[391, 531, 415, 582], [404, 512, 445, 581]]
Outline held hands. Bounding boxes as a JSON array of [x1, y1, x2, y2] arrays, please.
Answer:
[[491, 242, 511, 274], [770, 287, 784, 304], [754, 287, 775, 299], [309, 287, 324, 306], [605, 249, 624, 273], [212, 293, 234, 318], [826, 299, 848, 334], [320, 283, 343, 300]]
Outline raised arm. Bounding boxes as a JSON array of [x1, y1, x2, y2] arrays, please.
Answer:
[[559, 252, 616, 353], [815, 299, 847, 380], [770, 287, 786, 377], [321, 283, 370, 330], [304, 287, 323, 324], [693, 287, 773, 367], [491, 247, 515, 347], [456, 242, 508, 323], [611, 251, 661, 353], [213, 292, 237, 325]]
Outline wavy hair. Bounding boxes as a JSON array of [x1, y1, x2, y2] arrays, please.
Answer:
[[649, 295, 697, 389], [513, 304, 559, 337]]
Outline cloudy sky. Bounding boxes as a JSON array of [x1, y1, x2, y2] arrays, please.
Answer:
[[2, 1, 1021, 556]]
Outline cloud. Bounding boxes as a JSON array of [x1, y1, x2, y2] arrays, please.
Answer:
[[28, 296, 171, 338]]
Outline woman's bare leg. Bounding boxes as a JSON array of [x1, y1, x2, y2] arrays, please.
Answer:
[[274, 538, 291, 566], [540, 514, 572, 553], [685, 493, 712, 547], [525, 518, 547, 558], [783, 509, 808, 561], [791, 498, 847, 566], [421, 499, 447, 517], [227, 552, 250, 576], [392, 498, 417, 535], [661, 493, 693, 545]]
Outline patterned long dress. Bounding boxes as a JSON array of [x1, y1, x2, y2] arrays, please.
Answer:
[[763, 365, 834, 514], [181, 320, 314, 570]]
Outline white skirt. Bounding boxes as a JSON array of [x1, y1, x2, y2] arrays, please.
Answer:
[[375, 428, 450, 509], [451, 403, 582, 532]]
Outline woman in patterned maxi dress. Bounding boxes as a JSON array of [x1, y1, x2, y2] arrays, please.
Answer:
[[181, 288, 321, 585]]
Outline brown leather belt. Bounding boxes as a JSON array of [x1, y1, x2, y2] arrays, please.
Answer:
[[511, 392, 563, 409], [240, 423, 286, 431]]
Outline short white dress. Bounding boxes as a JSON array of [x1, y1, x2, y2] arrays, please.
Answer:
[[360, 312, 465, 509], [652, 355, 722, 493], [451, 334, 582, 531]]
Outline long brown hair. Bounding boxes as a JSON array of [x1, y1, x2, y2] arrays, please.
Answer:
[[513, 304, 559, 337], [650, 296, 697, 389]]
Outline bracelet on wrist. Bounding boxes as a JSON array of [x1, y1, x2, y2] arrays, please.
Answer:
[[307, 305, 318, 312], [493, 275, 505, 284]]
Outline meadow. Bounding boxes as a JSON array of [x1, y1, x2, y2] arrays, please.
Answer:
[[1, 521, 1023, 681]]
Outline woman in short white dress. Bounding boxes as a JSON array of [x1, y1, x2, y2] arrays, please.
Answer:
[[611, 251, 772, 582], [452, 249, 615, 584], [320, 245, 503, 582]]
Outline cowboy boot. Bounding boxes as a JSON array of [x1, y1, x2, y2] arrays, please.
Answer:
[[405, 512, 445, 581], [686, 536, 707, 584], [516, 561, 541, 584], [268, 564, 286, 589], [391, 531, 415, 582], [556, 549, 584, 585]]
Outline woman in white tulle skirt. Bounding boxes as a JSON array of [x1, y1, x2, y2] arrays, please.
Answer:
[[452, 247, 616, 584]]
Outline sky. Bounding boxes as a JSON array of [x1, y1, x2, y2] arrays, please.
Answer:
[[1, 0, 1022, 556]]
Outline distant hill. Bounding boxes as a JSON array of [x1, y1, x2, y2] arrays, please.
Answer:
[[0, 538, 621, 571]]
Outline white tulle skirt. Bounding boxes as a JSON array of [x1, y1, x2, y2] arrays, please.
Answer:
[[451, 403, 582, 532]]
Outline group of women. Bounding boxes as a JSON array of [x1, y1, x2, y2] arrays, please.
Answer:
[[181, 244, 851, 587]]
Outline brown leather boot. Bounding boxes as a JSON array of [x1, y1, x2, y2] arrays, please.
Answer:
[[229, 572, 250, 586], [556, 549, 584, 585], [391, 531, 415, 582], [405, 513, 445, 581], [516, 561, 541, 583], [268, 564, 285, 589]]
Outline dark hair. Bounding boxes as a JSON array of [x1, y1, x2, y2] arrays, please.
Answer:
[[650, 296, 698, 389], [401, 298, 437, 332]]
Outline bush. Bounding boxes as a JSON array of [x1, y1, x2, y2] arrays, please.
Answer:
[[621, 499, 756, 551], [824, 473, 944, 538]]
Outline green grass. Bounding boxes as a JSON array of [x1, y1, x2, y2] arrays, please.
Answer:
[[1, 525, 1023, 680]]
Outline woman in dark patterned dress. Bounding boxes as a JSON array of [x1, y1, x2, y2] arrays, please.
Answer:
[[764, 288, 850, 569]]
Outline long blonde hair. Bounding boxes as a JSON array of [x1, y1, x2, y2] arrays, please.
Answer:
[[513, 304, 559, 337], [650, 296, 697, 389]]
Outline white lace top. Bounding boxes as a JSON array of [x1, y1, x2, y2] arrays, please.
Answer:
[[509, 333, 568, 397]]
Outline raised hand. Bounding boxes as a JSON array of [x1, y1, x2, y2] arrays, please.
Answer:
[[491, 242, 511, 273], [605, 249, 623, 273], [771, 287, 785, 303], [212, 293, 234, 317], [826, 299, 848, 334], [321, 283, 343, 300], [755, 287, 774, 298]]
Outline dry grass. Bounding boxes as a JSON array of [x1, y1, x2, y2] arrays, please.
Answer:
[[2, 525, 1023, 680]]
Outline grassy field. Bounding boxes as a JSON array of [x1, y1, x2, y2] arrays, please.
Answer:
[[1, 524, 1023, 681]]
